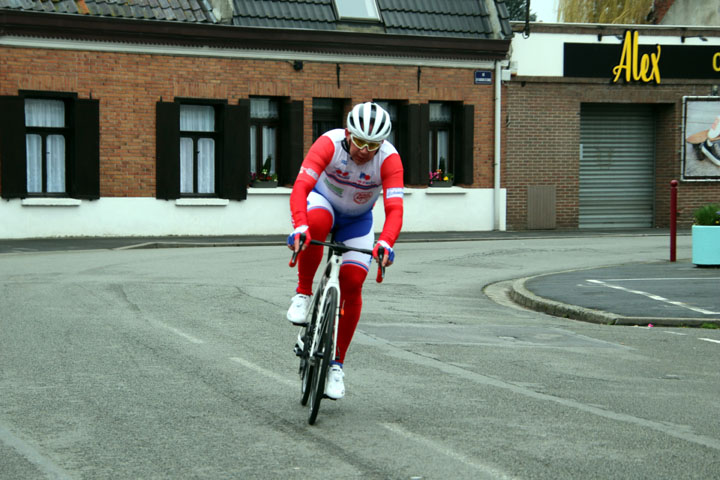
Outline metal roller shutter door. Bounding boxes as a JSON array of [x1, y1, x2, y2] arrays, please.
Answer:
[[579, 104, 655, 228]]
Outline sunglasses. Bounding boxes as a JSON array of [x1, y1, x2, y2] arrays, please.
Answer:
[[350, 135, 382, 152]]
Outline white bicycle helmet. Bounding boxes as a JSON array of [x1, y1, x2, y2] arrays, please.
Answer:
[[346, 102, 392, 142]]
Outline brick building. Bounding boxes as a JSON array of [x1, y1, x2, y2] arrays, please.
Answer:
[[507, 22, 720, 230], [0, 0, 512, 238]]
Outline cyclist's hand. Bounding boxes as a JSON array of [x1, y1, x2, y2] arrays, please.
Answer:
[[373, 240, 394, 267], [287, 225, 310, 252]]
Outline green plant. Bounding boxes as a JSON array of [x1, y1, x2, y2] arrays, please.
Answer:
[[429, 158, 453, 185], [252, 155, 277, 183], [701, 322, 719, 329], [693, 203, 720, 226]]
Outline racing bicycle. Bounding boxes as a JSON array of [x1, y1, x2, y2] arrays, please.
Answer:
[[289, 234, 385, 425]]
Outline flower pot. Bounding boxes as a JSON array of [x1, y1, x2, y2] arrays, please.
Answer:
[[692, 225, 720, 266], [429, 180, 453, 188], [251, 180, 278, 188]]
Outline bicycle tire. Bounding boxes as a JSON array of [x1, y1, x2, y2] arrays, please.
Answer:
[[308, 288, 338, 425], [299, 325, 313, 406]]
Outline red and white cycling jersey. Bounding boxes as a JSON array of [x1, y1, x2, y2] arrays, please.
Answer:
[[290, 129, 404, 247]]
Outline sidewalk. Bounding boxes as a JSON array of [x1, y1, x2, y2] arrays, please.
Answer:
[[4, 228, 716, 327], [510, 259, 720, 328], [0, 228, 681, 254]]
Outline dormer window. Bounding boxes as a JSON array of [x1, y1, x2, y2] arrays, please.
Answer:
[[333, 0, 381, 22]]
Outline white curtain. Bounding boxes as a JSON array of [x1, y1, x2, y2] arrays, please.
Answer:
[[180, 105, 214, 131], [25, 99, 65, 127], [251, 98, 278, 174], [180, 137, 194, 194], [430, 102, 451, 122], [25, 99, 66, 193], [250, 125, 257, 174], [197, 138, 215, 194], [437, 130, 449, 171], [262, 126, 276, 172], [180, 105, 215, 194], [251, 98, 278, 119], [46, 135, 66, 192], [26, 134, 42, 193]]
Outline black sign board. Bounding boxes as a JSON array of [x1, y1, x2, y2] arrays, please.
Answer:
[[564, 41, 720, 81]]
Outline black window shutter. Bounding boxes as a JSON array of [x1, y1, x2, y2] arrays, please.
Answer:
[[156, 101, 180, 200], [453, 104, 474, 185], [221, 100, 249, 200], [71, 98, 100, 199], [0, 96, 27, 199], [402, 104, 429, 185], [279, 100, 304, 185], [397, 103, 410, 183]]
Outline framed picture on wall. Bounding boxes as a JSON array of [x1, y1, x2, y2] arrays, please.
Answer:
[[683, 96, 720, 181]]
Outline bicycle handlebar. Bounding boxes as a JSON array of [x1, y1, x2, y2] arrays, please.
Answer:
[[288, 234, 386, 283]]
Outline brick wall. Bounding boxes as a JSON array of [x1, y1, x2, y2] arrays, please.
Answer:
[[505, 77, 720, 230], [0, 45, 497, 197]]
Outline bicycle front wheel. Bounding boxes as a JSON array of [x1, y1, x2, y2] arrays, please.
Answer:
[[308, 288, 338, 425]]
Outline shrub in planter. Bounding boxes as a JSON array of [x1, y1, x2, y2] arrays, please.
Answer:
[[693, 203, 720, 226], [691, 203, 720, 266]]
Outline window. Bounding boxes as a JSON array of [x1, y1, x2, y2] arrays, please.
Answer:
[[250, 97, 279, 180], [374, 100, 399, 147], [156, 99, 246, 200], [429, 102, 452, 175], [313, 98, 346, 141], [399, 102, 474, 186], [156, 98, 305, 197], [180, 104, 217, 195], [333, 0, 381, 21], [0, 92, 99, 200], [25, 99, 68, 194]]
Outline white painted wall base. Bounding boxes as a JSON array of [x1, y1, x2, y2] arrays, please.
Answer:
[[0, 187, 506, 239]]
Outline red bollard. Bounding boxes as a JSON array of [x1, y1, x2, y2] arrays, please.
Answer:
[[670, 179, 678, 262]]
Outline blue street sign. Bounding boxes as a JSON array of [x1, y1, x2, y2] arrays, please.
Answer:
[[474, 70, 492, 85]]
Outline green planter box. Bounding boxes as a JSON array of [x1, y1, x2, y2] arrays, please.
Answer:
[[251, 180, 278, 188], [429, 180, 454, 188], [692, 225, 720, 266]]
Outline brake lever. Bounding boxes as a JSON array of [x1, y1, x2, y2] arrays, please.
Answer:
[[375, 246, 385, 283], [288, 233, 306, 267]]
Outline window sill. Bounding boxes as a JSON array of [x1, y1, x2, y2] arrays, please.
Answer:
[[175, 198, 230, 207], [247, 187, 292, 195], [424, 186, 467, 195], [22, 198, 82, 207]]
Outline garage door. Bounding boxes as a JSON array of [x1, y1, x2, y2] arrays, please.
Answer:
[[579, 104, 655, 228]]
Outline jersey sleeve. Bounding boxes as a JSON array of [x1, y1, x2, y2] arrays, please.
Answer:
[[378, 152, 404, 246], [289, 135, 335, 228]]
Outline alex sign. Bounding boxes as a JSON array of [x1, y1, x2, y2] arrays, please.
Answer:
[[564, 30, 720, 83], [611, 30, 661, 83]]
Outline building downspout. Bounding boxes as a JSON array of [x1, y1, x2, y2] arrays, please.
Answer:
[[494, 60, 503, 231]]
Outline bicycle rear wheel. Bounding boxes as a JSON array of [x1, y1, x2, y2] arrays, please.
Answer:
[[308, 288, 337, 425]]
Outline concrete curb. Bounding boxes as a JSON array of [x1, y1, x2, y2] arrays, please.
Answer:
[[509, 275, 720, 328]]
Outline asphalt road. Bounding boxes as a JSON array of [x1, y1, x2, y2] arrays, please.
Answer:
[[2, 233, 719, 479]]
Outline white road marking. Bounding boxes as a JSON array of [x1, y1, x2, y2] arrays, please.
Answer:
[[602, 278, 719, 282], [586, 279, 720, 315], [699, 338, 720, 344], [229, 357, 296, 388], [360, 333, 720, 451], [0, 425, 74, 480], [159, 323, 205, 344], [381, 423, 517, 480]]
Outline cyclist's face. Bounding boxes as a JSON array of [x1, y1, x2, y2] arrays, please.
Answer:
[[346, 130, 380, 165]]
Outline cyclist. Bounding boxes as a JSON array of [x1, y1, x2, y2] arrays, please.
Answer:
[[287, 102, 404, 399]]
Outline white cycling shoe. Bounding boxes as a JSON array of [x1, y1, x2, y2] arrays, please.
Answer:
[[286, 294, 310, 325], [325, 364, 345, 400]]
